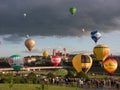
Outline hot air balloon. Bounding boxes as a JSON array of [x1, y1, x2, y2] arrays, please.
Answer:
[[43, 51, 49, 58], [25, 38, 35, 51], [51, 56, 61, 66], [63, 48, 67, 52], [56, 50, 62, 56], [69, 7, 77, 15], [0, 41, 2, 45], [93, 44, 110, 62], [8, 55, 24, 71], [72, 54, 93, 73], [82, 28, 85, 32], [24, 13, 26, 17], [26, 34, 29, 38], [103, 57, 118, 75], [91, 30, 101, 43]]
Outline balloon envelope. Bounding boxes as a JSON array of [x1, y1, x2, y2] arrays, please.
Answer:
[[93, 44, 110, 62], [91, 30, 101, 43], [51, 56, 61, 66], [25, 38, 35, 51], [26, 35, 29, 38], [43, 51, 49, 58], [72, 54, 93, 73], [63, 48, 67, 51], [9, 55, 24, 71], [103, 57, 118, 74], [82, 28, 85, 32], [69, 7, 77, 15], [24, 13, 26, 17]]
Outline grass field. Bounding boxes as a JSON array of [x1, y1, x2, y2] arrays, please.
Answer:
[[0, 84, 86, 90], [88, 74, 120, 79]]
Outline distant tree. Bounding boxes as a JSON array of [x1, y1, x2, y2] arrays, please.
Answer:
[[27, 72, 37, 84], [46, 72, 55, 78], [65, 70, 75, 78], [76, 71, 89, 78]]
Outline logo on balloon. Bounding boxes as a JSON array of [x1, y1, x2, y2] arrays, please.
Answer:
[[103, 57, 118, 74], [51, 56, 61, 66]]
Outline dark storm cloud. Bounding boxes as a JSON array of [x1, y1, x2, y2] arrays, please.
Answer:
[[3, 34, 23, 43], [0, 0, 120, 42]]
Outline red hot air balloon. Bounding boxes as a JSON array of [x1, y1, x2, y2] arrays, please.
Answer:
[[103, 57, 118, 75], [82, 28, 85, 32], [51, 56, 61, 66]]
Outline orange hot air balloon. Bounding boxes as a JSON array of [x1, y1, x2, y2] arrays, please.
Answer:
[[63, 48, 67, 52], [72, 54, 93, 73], [25, 38, 35, 51], [93, 44, 110, 62], [103, 57, 118, 74], [51, 56, 61, 66]]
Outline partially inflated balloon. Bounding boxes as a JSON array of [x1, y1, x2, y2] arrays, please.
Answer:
[[51, 56, 61, 66], [72, 54, 93, 73], [25, 38, 35, 51], [103, 57, 118, 74], [43, 51, 49, 58], [9, 55, 24, 71], [69, 7, 77, 15], [93, 44, 110, 62]]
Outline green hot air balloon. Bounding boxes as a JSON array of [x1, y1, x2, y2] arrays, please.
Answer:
[[9, 55, 24, 71], [69, 7, 77, 15]]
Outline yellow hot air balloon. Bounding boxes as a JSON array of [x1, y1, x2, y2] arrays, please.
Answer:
[[72, 54, 93, 73], [103, 57, 118, 74], [25, 38, 35, 51], [43, 51, 49, 58], [93, 44, 110, 62]]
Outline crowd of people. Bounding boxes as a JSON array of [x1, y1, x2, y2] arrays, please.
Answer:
[[42, 77, 120, 89]]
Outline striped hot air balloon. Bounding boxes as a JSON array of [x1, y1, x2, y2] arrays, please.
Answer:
[[9, 55, 24, 71], [93, 44, 110, 62]]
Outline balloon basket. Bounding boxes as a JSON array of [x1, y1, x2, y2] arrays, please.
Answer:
[[99, 61, 103, 67]]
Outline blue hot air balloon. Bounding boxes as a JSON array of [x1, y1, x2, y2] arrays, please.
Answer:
[[91, 30, 101, 43]]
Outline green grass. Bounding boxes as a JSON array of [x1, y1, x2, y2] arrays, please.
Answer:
[[88, 74, 120, 79], [88, 74, 108, 79], [0, 84, 86, 90]]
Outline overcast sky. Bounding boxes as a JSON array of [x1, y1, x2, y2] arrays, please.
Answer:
[[0, 0, 120, 57]]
